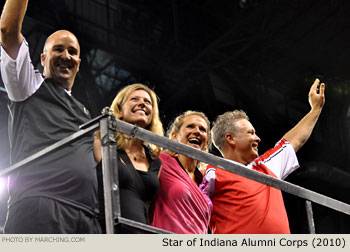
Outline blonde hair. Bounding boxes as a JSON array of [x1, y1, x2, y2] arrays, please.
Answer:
[[165, 110, 211, 156], [110, 83, 164, 157]]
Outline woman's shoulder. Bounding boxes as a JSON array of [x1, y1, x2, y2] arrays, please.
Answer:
[[159, 152, 175, 162]]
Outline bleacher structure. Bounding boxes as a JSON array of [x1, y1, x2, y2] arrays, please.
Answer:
[[1, 109, 350, 234]]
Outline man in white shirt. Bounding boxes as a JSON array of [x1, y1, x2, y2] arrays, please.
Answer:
[[0, 0, 100, 233]]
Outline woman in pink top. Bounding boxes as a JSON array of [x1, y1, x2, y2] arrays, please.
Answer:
[[151, 111, 212, 234]]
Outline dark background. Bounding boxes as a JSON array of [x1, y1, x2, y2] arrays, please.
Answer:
[[1, 0, 350, 233]]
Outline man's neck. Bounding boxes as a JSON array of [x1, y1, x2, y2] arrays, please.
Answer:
[[45, 76, 73, 91], [224, 151, 249, 166]]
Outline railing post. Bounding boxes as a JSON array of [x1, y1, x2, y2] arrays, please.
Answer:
[[305, 200, 316, 234], [100, 108, 120, 234]]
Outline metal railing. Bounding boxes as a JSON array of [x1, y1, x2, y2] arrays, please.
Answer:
[[1, 111, 350, 234], [0, 87, 7, 93]]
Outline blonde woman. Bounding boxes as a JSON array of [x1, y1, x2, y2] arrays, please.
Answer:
[[151, 111, 212, 234], [94, 83, 163, 233]]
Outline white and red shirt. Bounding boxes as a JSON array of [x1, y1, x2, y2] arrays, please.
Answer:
[[205, 138, 299, 234]]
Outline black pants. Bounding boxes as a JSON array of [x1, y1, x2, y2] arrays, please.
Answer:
[[4, 196, 101, 234]]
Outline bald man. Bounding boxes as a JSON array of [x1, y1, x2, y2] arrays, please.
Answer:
[[0, 0, 100, 233]]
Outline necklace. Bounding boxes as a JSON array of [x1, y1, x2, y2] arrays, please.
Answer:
[[125, 149, 145, 162], [129, 153, 144, 161]]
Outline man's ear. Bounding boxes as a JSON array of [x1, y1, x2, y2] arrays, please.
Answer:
[[77, 58, 81, 72], [40, 53, 46, 67], [225, 133, 235, 147]]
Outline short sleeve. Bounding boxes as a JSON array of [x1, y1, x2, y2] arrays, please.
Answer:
[[1, 39, 43, 101], [252, 138, 300, 180], [204, 166, 216, 197]]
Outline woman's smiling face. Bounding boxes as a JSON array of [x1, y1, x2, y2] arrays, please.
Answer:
[[172, 115, 209, 151], [119, 89, 153, 128]]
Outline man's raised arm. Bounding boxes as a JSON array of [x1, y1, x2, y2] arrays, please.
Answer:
[[0, 0, 28, 59], [283, 78, 325, 152]]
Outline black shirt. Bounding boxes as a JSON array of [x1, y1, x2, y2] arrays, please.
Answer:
[[8, 78, 98, 215], [97, 147, 161, 233]]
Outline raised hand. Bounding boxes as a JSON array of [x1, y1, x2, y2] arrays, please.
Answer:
[[308, 78, 325, 112]]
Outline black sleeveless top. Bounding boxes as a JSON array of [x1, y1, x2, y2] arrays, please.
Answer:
[[97, 147, 161, 233], [8, 78, 98, 215]]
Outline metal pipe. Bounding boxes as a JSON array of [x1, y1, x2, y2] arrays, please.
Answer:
[[305, 200, 316, 234], [100, 110, 121, 233]]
